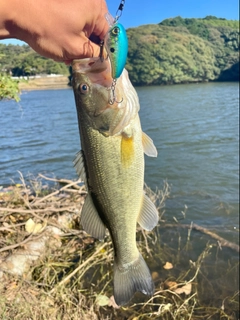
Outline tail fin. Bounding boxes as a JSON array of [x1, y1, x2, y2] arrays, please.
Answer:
[[113, 252, 154, 306]]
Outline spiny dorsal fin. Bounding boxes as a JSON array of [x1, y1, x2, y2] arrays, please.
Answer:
[[81, 194, 106, 240], [73, 150, 87, 183], [142, 132, 158, 157], [137, 193, 159, 231]]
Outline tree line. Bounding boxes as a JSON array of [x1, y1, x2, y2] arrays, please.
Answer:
[[126, 16, 239, 85], [0, 16, 239, 100], [0, 44, 68, 76]]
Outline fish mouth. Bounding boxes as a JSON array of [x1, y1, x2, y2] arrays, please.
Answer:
[[72, 57, 137, 136], [72, 58, 113, 88]]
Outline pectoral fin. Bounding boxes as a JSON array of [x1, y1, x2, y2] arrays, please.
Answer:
[[142, 132, 158, 157], [137, 193, 159, 231], [81, 194, 106, 240], [73, 150, 87, 183]]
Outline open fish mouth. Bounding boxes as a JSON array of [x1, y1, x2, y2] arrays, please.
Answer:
[[72, 57, 113, 88]]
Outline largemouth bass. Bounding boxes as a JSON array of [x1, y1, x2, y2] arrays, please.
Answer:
[[72, 57, 158, 306]]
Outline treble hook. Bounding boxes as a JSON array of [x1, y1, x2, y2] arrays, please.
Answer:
[[109, 79, 123, 105]]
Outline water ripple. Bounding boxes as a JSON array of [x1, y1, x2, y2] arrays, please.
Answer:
[[0, 84, 239, 243]]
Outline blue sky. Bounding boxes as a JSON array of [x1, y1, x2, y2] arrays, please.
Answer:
[[1, 0, 239, 46]]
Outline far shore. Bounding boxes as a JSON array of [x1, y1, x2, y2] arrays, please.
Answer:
[[17, 75, 239, 91], [18, 75, 70, 90]]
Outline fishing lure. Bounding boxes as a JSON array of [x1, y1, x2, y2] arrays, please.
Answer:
[[100, 1, 128, 104], [104, 22, 128, 79]]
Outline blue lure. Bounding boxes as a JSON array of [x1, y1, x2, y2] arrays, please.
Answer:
[[104, 22, 128, 79]]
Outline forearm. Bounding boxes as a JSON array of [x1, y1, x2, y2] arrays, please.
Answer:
[[0, 0, 39, 41], [0, 0, 50, 42], [0, 0, 16, 39], [0, 0, 109, 60]]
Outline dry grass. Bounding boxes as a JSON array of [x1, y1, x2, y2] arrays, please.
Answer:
[[0, 174, 239, 320]]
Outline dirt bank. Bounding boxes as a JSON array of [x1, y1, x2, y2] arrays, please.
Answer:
[[18, 76, 70, 90]]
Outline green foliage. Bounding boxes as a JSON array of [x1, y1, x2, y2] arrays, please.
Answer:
[[0, 16, 239, 89], [0, 44, 68, 76], [160, 16, 210, 40], [127, 16, 239, 85], [160, 16, 239, 36], [0, 73, 20, 102], [0, 44, 69, 100]]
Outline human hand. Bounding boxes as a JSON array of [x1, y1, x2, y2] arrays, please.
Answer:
[[0, 0, 109, 62]]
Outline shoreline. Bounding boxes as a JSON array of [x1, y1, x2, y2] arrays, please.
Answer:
[[18, 75, 70, 90], [18, 77, 239, 91], [0, 175, 239, 319]]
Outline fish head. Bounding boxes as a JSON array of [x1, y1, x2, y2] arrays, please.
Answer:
[[72, 57, 139, 136], [72, 58, 112, 119]]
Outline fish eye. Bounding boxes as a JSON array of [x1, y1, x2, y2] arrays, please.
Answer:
[[79, 83, 89, 94], [112, 27, 120, 35]]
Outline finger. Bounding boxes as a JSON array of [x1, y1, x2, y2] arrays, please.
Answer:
[[80, 39, 101, 58], [62, 39, 101, 63], [93, 0, 109, 39]]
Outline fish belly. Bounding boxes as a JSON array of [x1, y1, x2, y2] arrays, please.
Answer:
[[79, 115, 154, 306], [83, 116, 143, 259]]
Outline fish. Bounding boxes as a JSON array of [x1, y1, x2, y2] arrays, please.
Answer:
[[72, 57, 158, 306]]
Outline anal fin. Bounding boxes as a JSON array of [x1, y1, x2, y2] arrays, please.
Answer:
[[81, 194, 106, 240], [137, 193, 159, 231]]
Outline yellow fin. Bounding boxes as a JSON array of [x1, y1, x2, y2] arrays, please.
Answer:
[[142, 132, 158, 157], [121, 135, 134, 167]]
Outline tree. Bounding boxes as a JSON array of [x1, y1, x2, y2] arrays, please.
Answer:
[[0, 73, 20, 102]]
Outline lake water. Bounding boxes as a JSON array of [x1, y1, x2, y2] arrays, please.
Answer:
[[1, 82, 238, 239], [0, 82, 239, 310]]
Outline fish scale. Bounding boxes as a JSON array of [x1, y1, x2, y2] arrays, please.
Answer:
[[72, 58, 158, 306]]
